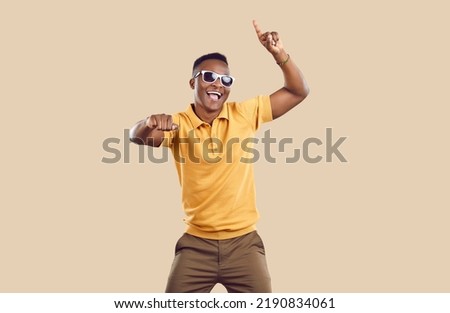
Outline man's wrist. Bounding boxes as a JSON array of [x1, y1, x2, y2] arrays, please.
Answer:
[[275, 52, 290, 66], [275, 52, 289, 66], [276, 54, 290, 66]]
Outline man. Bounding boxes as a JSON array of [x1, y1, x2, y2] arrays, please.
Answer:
[[129, 20, 309, 292]]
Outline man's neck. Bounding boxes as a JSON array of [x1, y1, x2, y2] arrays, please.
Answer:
[[192, 104, 221, 125]]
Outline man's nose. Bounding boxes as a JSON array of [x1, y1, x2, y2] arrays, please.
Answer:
[[211, 77, 221, 87]]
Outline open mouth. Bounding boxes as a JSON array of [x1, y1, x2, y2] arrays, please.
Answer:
[[206, 91, 222, 101]]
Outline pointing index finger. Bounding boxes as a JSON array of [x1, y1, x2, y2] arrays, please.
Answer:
[[252, 19, 262, 37]]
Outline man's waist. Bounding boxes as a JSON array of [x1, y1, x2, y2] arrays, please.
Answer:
[[185, 224, 257, 240]]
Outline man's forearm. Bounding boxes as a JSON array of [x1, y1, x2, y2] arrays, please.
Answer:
[[129, 119, 163, 147], [276, 50, 309, 99], [269, 50, 310, 119]]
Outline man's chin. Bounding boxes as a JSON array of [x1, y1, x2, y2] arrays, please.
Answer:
[[204, 99, 225, 111]]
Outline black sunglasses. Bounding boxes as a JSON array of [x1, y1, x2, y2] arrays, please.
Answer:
[[193, 70, 235, 88]]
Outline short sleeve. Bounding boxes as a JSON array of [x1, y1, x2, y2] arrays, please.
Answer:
[[235, 95, 273, 131]]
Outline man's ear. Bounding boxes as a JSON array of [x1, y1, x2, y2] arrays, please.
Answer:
[[189, 78, 195, 89]]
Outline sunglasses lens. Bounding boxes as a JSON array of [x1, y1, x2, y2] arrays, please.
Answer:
[[202, 71, 217, 83], [221, 76, 233, 87]]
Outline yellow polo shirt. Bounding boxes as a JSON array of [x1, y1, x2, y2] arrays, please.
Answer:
[[163, 95, 273, 240]]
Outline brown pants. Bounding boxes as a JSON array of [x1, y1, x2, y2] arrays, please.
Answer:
[[165, 231, 272, 293]]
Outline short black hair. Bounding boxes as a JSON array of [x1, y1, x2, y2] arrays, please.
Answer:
[[192, 52, 228, 74]]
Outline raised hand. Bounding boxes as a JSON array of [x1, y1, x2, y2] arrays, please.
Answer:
[[252, 19, 285, 56]]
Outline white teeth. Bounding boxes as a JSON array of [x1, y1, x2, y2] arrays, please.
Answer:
[[207, 91, 222, 96]]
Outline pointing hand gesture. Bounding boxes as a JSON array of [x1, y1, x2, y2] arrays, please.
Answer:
[[253, 20, 285, 57]]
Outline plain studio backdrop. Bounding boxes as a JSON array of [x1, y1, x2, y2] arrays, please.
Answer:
[[1, 0, 449, 292]]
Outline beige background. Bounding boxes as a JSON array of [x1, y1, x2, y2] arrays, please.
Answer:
[[1, 0, 449, 292]]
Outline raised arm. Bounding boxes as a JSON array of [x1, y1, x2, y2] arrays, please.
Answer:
[[129, 114, 178, 147], [253, 20, 310, 119]]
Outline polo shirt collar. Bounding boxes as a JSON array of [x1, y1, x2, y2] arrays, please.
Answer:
[[186, 103, 229, 128]]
